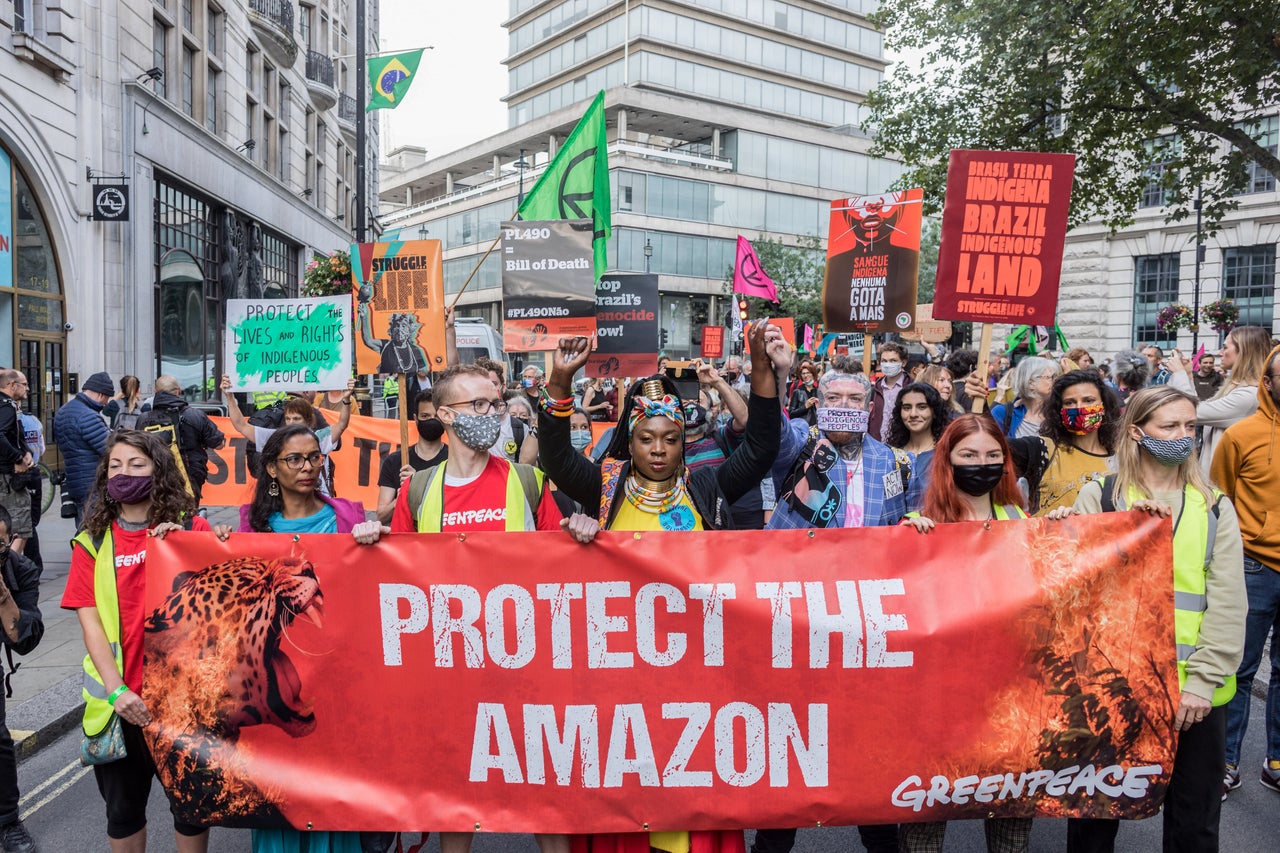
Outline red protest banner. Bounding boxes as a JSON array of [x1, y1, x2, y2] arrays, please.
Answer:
[[821, 190, 923, 334], [701, 326, 725, 359], [144, 514, 1178, 833], [933, 150, 1076, 324]]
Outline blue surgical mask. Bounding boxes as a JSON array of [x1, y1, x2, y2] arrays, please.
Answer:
[[569, 428, 593, 451]]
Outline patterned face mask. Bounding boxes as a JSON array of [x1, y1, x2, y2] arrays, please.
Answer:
[[1060, 403, 1106, 435], [1137, 431, 1194, 466], [450, 412, 503, 451]]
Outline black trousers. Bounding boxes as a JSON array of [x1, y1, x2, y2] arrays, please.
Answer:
[[1067, 705, 1225, 853], [0, 698, 19, 826], [753, 825, 898, 853]]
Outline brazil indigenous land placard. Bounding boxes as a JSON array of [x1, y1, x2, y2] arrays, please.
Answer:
[[224, 297, 351, 391], [933, 150, 1077, 324], [145, 514, 1180, 833]]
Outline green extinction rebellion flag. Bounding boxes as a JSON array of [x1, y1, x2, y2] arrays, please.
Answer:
[[517, 90, 611, 281], [367, 49, 424, 111]]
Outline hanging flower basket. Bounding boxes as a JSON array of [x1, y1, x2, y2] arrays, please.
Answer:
[[1155, 303, 1194, 333], [301, 252, 353, 297], [1201, 298, 1239, 334]]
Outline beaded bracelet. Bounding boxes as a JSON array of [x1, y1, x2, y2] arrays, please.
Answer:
[[107, 685, 129, 706], [536, 388, 576, 417]]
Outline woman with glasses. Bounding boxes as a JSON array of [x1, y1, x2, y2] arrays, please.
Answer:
[[61, 431, 214, 853], [990, 357, 1061, 437], [216, 423, 383, 853]]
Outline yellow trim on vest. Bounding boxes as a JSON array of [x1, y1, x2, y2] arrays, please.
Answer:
[[415, 461, 543, 533], [74, 530, 125, 736]]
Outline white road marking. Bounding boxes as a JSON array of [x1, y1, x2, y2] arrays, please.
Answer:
[[19, 759, 92, 820]]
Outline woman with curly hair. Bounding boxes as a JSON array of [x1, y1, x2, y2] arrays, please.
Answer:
[[61, 431, 213, 853], [216, 423, 383, 853], [786, 360, 820, 425]]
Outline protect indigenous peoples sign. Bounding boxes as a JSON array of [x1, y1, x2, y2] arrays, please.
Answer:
[[587, 273, 659, 378], [144, 514, 1180, 832], [933, 150, 1077, 324], [502, 220, 598, 351], [350, 239, 448, 375], [224, 297, 352, 392], [821, 190, 923, 334]]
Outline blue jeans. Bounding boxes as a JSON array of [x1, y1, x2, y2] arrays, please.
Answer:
[[1224, 554, 1280, 766]]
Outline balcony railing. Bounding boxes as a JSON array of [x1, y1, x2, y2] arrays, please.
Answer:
[[339, 93, 357, 126], [248, 0, 293, 35], [305, 50, 335, 88]]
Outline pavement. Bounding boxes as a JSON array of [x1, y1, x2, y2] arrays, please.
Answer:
[[5, 503, 1275, 767]]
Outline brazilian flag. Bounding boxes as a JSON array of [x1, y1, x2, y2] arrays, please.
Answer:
[[517, 91, 611, 281], [367, 50, 424, 111]]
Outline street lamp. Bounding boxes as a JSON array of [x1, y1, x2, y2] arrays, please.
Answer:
[[1192, 185, 1204, 352], [515, 149, 530, 206], [418, 226, 429, 241], [644, 239, 653, 273]]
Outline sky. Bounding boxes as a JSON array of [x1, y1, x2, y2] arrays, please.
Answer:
[[378, 1, 510, 158]]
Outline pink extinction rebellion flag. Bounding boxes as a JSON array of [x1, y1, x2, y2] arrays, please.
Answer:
[[1192, 344, 1206, 371], [803, 323, 814, 353], [733, 236, 778, 302]]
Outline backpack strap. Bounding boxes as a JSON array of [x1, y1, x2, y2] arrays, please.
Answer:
[[780, 425, 821, 497], [1098, 476, 1118, 513], [1204, 490, 1223, 570]]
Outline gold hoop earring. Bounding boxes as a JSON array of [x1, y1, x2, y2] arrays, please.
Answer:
[[268, 478, 280, 497]]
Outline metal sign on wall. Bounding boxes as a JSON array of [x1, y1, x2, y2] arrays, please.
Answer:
[[91, 184, 130, 222]]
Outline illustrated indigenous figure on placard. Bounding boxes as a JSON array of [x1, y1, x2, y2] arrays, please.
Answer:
[[822, 190, 922, 334], [357, 302, 429, 376]]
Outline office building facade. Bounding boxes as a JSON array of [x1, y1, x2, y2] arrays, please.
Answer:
[[380, 0, 903, 361]]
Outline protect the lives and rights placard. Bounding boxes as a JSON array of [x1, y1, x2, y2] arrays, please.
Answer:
[[933, 150, 1077, 324], [822, 190, 923, 334], [144, 514, 1179, 833], [587, 273, 659, 378], [224, 297, 351, 391], [350, 239, 447, 374], [502, 220, 598, 351]]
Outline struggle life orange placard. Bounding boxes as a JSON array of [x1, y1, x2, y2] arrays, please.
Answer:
[[350, 239, 447, 374], [145, 514, 1180, 833]]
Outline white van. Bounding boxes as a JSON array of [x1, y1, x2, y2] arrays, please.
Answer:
[[452, 318, 542, 380]]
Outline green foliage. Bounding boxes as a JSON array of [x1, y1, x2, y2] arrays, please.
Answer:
[[722, 235, 826, 328], [916, 217, 941, 303], [865, 0, 1280, 233]]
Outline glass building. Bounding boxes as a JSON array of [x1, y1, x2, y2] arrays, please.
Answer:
[[380, 0, 904, 360]]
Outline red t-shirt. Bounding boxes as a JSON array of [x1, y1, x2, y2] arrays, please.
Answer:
[[390, 456, 562, 533], [61, 517, 212, 691]]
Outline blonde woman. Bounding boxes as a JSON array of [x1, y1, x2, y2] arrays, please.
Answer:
[[1055, 386, 1245, 852], [1167, 324, 1273, 478], [917, 364, 963, 414]]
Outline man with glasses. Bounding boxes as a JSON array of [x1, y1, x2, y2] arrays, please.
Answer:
[[375, 390, 447, 524], [1212, 345, 1280, 798], [0, 504, 44, 853], [389, 365, 561, 535], [0, 372, 33, 556]]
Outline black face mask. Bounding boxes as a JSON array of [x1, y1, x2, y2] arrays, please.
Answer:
[[416, 417, 445, 442], [952, 463, 1005, 497]]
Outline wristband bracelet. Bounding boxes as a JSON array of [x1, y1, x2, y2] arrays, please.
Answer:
[[108, 685, 129, 706]]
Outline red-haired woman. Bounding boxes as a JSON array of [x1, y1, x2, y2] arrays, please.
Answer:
[[899, 413, 1034, 853]]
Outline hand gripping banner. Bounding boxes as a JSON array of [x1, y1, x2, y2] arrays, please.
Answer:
[[144, 514, 1179, 833]]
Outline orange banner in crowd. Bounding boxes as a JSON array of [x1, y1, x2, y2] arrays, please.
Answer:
[[198, 415, 615, 510], [144, 514, 1179, 832]]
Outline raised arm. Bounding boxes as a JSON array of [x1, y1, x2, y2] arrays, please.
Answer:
[[329, 376, 358, 444], [539, 336, 604, 509], [219, 374, 256, 443], [445, 305, 459, 368]]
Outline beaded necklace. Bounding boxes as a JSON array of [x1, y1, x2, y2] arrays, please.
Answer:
[[623, 473, 687, 515]]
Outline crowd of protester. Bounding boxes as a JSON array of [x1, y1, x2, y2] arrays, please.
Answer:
[[12, 322, 1271, 853]]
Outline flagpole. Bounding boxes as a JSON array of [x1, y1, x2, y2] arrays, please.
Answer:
[[355, 0, 367, 243]]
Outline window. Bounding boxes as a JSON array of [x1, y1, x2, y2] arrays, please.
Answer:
[[300, 4, 313, 49], [1223, 245, 1276, 330], [206, 4, 220, 55], [152, 21, 170, 98], [205, 65, 218, 132], [1132, 253, 1180, 346], [181, 46, 194, 116], [1237, 116, 1278, 195], [1140, 136, 1178, 209], [181, 0, 193, 31]]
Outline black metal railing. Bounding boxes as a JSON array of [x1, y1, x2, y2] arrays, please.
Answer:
[[339, 93, 357, 124], [248, 0, 293, 35], [305, 50, 334, 88]]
